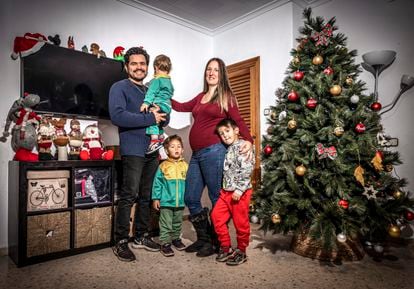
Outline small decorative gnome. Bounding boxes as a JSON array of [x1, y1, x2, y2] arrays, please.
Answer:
[[68, 118, 82, 160], [79, 124, 113, 160], [90, 43, 106, 58], [51, 117, 69, 161], [37, 117, 55, 160]]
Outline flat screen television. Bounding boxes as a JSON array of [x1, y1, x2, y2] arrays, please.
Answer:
[[22, 43, 127, 119]]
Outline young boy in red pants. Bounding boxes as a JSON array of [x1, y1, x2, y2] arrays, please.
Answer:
[[211, 118, 255, 266]]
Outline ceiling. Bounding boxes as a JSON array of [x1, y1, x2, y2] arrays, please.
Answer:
[[118, 0, 329, 35]]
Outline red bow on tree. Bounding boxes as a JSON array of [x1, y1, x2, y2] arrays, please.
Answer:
[[311, 24, 333, 46], [315, 143, 337, 160]]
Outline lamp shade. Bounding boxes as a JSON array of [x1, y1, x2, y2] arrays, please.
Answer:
[[362, 50, 396, 66]]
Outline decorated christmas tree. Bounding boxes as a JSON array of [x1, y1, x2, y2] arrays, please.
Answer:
[[254, 8, 414, 258]]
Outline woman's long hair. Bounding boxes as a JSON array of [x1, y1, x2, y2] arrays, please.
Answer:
[[203, 58, 238, 112]]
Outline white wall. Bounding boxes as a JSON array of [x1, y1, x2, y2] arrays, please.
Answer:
[[0, 0, 211, 250], [214, 3, 294, 141], [313, 0, 414, 194]]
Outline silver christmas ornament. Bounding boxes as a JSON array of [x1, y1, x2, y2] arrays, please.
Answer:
[[350, 95, 360, 104], [250, 215, 259, 224], [337, 233, 347, 243], [374, 244, 384, 253], [278, 111, 287, 121]]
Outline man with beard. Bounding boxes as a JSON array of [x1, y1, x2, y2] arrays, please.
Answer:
[[109, 46, 167, 262]]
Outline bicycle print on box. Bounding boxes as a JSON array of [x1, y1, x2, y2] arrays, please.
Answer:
[[27, 175, 68, 211]]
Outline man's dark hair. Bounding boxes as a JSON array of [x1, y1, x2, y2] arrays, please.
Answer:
[[124, 46, 150, 65], [215, 118, 238, 134]]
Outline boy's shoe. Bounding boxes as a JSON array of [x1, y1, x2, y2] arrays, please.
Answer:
[[172, 239, 186, 251], [113, 239, 136, 262], [226, 249, 247, 266], [160, 243, 175, 257], [216, 247, 233, 262], [132, 236, 160, 252], [146, 141, 163, 155]]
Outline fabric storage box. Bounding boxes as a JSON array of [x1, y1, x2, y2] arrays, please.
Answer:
[[27, 211, 71, 257], [27, 170, 69, 212], [74, 206, 112, 248], [74, 167, 111, 206]]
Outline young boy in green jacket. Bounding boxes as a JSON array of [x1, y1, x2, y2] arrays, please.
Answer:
[[152, 135, 188, 256]]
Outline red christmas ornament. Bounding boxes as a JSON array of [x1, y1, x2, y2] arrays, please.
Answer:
[[263, 145, 273, 155], [405, 210, 414, 221], [306, 98, 318, 109], [376, 150, 384, 159], [293, 70, 304, 81], [288, 90, 299, 102], [355, 122, 366, 133], [323, 67, 334, 75], [338, 199, 349, 209], [371, 102, 382, 111]]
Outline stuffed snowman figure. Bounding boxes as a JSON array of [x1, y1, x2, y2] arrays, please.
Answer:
[[79, 124, 113, 160]]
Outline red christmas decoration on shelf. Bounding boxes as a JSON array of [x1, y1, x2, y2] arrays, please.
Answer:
[[371, 102, 382, 111], [306, 98, 318, 109], [355, 122, 366, 133], [288, 90, 299, 102], [323, 66, 334, 75], [263, 145, 273, 156], [338, 199, 349, 209], [293, 70, 304, 81]]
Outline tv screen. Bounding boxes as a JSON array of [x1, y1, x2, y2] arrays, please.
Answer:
[[22, 43, 127, 119]]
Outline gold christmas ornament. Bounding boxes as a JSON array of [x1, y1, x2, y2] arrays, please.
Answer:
[[330, 85, 342, 96], [267, 125, 274, 135], [388, 225, 401, 238], [295, 164, 306, 176], [393, 190, 404, 199], [271, 213, 281, 224], [333, 126, 344, 137], [270, 111, 277, 121], [287, 119, 297, 130], [312, 54, 324, 65], [346, 77, 353, 85]]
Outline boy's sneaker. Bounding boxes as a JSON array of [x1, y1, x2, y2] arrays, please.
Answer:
[[160, 243, 175, 257], [172, 239, 186, 251], [113, 239, 136, 262], [226, 249, 247, 266], [146, 141, 163, 155], [216, 247, 233, 262], [132, 236, 160, 252]]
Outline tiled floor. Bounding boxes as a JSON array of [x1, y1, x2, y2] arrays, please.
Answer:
[[1, 221, 413, 289]]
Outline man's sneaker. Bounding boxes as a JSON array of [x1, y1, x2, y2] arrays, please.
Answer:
[[146, 141, 163, 155], [226, 249, 247, 266], [172, 239, 186, 251], [216, 247, 232, 262], [160, 243, 175, 257], [132, 236, 160, 252], [113, 239, 136, 262]]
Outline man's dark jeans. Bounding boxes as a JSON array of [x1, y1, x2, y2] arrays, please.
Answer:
[[114, 155, 158, 243]]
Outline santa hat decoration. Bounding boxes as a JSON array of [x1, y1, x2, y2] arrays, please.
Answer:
[[11, 33, 47, 60]]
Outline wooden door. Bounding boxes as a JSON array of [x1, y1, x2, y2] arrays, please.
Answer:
[[227, 57, 261, 191]]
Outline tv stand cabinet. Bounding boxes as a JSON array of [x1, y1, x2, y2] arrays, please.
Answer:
[[8, 160, 114, 267]]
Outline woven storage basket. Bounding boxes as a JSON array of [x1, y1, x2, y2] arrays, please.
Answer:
[[291, 229, 364, 261], [27, 212, 70, 257], [74, 206, 112, 248]]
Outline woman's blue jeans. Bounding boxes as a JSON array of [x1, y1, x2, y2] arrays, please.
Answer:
[[184, 143, 226, 216]]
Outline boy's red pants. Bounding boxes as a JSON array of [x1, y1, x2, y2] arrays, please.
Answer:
[[211, 188, 252, 252]]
